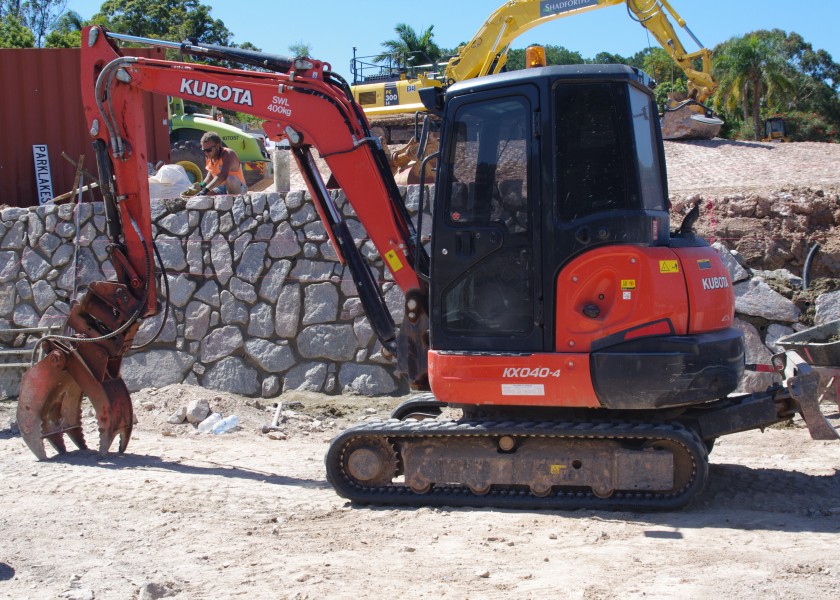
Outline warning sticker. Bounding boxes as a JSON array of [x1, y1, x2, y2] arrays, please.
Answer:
[[384, 249, 404, 272], [501, 384, 545, 396], [620, 279, 636, 290], [659, 260, 680, 274], [550, 464, 567, 475]]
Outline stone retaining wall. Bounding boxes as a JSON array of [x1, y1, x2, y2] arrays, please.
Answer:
[[0, 187, 433, 398], [2, 188, 839, 400]]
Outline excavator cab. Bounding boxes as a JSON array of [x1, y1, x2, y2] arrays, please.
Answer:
[[427, 64, 742, 409]]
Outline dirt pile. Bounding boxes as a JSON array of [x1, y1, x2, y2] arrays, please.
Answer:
[[671, 185, 840, 279]]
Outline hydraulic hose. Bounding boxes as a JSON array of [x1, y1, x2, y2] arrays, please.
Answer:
[[803, 243, 820, 290]]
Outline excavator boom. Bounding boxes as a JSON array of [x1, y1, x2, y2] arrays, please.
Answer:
[[353, 0, 720, 139], [445, 0, 714, 97], [17, 26, 430, 459]]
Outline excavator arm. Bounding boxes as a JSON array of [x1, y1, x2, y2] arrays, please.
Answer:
[[444, 0, 715, 101], [355, 0, 717, 117], [17, 26, 430, 459]]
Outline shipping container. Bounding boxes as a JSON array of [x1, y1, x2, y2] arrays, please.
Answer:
[[0, 47, 169, 208]]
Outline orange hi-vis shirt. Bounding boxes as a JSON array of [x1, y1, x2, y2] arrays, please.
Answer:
[[206, 151, 245, 181]]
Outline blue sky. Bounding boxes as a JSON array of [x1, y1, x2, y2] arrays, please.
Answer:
[[66, 0, 840, 80]]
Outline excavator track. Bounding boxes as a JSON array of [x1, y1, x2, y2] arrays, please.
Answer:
[[326, 418, 708, 511]]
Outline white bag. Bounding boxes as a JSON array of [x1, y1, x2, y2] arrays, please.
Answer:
[[148, 164, 192, 199]]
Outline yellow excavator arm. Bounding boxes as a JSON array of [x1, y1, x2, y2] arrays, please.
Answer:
[[354, 0, 717, 117], [445, 0, 715, 101]]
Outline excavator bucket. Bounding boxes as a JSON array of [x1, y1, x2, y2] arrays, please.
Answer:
[[393, 160, 436, 187], [783, 350, 840, 441], [661, 96, 723, 140], [17, 344, 135, 460], [388, 135, 439, 187]]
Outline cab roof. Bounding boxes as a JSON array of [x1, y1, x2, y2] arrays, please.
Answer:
[[446, 63, 653, 98]]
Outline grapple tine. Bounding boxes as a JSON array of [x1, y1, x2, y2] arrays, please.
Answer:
[[92, 378, 134, 456], [44, 387, 85, 455], [17, 351, 85, 461], [44, 434, 68, 455], [51, 349, 134, 457]]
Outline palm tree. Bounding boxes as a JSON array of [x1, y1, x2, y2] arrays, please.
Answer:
[[43, 9, 84, 47], [53, 9, 85, 31], [713, 34, 797, 140], [375, 23, 442, 68]]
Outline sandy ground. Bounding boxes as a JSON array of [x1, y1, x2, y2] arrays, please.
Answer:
[[1, 386, 839, 600], [282, 139, 840, 196]]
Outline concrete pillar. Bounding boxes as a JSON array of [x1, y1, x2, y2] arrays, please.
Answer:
[[273, 148, 290, 192]]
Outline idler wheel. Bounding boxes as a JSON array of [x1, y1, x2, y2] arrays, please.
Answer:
[[342, 437, 398, 487]]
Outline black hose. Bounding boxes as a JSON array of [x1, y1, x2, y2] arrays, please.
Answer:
[[130, 241, 170, 351], [803, 243, 820, 290]]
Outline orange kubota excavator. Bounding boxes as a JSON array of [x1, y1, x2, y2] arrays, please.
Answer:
[[17, 26, 837, 511]]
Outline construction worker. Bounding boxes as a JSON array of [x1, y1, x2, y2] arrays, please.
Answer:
[[198, 132, 246, 195]]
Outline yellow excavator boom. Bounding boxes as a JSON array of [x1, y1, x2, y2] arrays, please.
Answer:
[[353, 0, 717, 116]]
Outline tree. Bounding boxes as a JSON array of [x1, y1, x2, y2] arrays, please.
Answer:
[[641, 47, 687, 86], [760, 29, 840, 141], [23, 0, 66, 46], [506, 45, 584, 71], [713, 34, 797, 140], [592, 51, 629, 65], [94, 0, 233, 45], [652, 78, 687, 110], [0, 11, 34, 46], [375, 23, 442, 68], [288, 41, 311, 57], [773, 29, 840, 90], [43, 8, 83, 47], [590, 47, 665, 73], [1, 0, 65, 47]]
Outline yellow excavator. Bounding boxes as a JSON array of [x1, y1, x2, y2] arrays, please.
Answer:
[[354, 0, 722, 163]]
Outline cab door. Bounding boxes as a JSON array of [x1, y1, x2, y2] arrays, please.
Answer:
[[430, 87, 542, 352]]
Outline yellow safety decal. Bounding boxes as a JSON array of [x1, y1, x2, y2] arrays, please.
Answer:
[[550, 464, 567, 475], [384, 249, 404, 272], [620, 279, 636, 290], [659, 260, 680, 274]]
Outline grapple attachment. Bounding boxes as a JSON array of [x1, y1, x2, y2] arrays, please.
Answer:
[[16, 280, 144, 460], [389, 135, 439, 186], [661, 97, 723, 140]]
